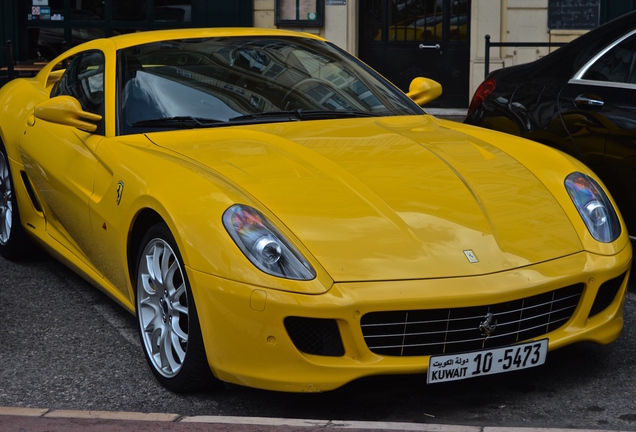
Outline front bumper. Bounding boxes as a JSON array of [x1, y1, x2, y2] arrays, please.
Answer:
[[189, 246, 631, 392]]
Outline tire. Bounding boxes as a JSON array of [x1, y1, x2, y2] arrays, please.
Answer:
[[135, 222, 217, 392], [0, 140, 32, 259]]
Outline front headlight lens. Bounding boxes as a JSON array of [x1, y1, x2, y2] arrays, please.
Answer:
[[223, 204, 316, 280], [565, 172, 620, 243]]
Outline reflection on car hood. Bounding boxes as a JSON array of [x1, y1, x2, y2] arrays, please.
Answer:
[[147, 115, 582, 282]]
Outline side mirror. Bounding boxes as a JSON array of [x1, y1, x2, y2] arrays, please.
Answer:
[[33, 95, 102, 132], [406, 77, 442, 106]]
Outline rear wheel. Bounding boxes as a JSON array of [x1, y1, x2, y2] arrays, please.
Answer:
[[0, 140, 32, 259], [135, 222, 216, 392]]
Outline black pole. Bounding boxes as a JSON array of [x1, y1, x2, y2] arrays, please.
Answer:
[[5, 40, 14, 80], [484, 34, 490, 79], [483, 35, 567, 79]]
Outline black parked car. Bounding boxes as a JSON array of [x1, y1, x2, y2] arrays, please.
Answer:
[[465, 11, 636, 237]]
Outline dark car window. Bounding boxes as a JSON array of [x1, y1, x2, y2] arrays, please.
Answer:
[[116, 36, 423, 135], [582, 32, 636, 84], [51, 50, 106, 134]]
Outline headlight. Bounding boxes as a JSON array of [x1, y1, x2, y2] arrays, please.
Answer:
[[565, 172, 621, 243], [223, 204, 316, 280]]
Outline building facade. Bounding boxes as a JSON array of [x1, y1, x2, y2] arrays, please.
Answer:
[[1, 0, 635, 107], [258, 0, 636, 107]]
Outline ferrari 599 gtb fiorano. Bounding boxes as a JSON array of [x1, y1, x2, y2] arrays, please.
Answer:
[[0, 28, 630, 392]]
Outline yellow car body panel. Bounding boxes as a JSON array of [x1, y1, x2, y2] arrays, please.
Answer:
[[190, 246, 630, 392], [148, 116, 591, 282], [0, 28, 631, 392]]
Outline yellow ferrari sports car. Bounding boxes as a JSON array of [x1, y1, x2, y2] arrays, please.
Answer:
[[0, 28, 631, 393]]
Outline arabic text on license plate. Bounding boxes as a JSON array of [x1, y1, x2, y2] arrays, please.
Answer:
[[427, 339, 548, 384]]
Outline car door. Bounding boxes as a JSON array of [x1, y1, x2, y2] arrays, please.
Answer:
[[557, 29, 636, 235], [19, 50, 106, 271]]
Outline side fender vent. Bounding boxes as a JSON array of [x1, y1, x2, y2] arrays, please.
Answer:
[[20, 171, 42, 213]]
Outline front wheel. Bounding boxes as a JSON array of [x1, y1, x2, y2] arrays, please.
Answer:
[[0, 140, 32, 259], [135, 223, 216, 392]]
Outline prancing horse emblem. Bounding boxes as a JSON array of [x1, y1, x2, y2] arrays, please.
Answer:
[[464, 249, 478, 263], [479, 312, 497, 339], [116, 181, 124, 205]]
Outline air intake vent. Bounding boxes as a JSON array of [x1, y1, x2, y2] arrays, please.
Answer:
[[284, 317, 345, 357], [589, 272, 626, 317]]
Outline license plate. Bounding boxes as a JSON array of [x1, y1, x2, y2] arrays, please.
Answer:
[[427, 339, 548, 384]]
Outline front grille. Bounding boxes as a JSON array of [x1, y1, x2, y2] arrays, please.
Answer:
[[361, 284, 584, 357]]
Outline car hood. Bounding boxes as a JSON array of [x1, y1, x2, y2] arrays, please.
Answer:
[[147, 116, 582, 282]]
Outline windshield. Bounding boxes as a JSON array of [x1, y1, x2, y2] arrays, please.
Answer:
[[117, 36, 423, 134]]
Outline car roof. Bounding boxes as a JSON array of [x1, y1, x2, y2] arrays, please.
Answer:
[[492, 10, 636, 82], [35, 27, 328, 96], [108, 27, 327, 50]]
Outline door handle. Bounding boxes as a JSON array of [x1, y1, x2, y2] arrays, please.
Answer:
[[574, 95, 604, 109], [419, 43, 440, 50]]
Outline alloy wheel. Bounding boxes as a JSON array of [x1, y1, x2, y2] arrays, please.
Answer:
[[137, 238, 190, 378], [0, 151, 13, 246]]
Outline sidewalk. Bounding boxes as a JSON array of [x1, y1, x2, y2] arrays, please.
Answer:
[[0, 407, 630, 432], [425, 108, 467, 122]]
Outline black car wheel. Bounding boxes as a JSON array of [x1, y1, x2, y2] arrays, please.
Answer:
[[0, 140, 32, 259], [135, 222, 216, 392]]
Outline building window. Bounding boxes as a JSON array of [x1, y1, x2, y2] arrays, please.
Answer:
[[25, 0, 196, 61]]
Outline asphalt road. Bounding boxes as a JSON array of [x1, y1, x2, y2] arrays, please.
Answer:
[[1, 250, 636, 431]]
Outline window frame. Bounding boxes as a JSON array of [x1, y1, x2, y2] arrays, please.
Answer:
[[51, 49, 106, 135], [571, 28, 636, 89]]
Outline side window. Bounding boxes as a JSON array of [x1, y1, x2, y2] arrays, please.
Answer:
[[582, 33, 636, 84], [51, 51, 105, 133]]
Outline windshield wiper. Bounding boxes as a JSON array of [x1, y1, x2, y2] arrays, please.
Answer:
[[229, 109, 305, 123], [132, 110, 381, 129], [298, 110, 381, 119], [131, 116, 224, 128], [228, 109, 380, 124]]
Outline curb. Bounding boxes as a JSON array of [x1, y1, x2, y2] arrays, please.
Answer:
[[0, 407, 630, 432]]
